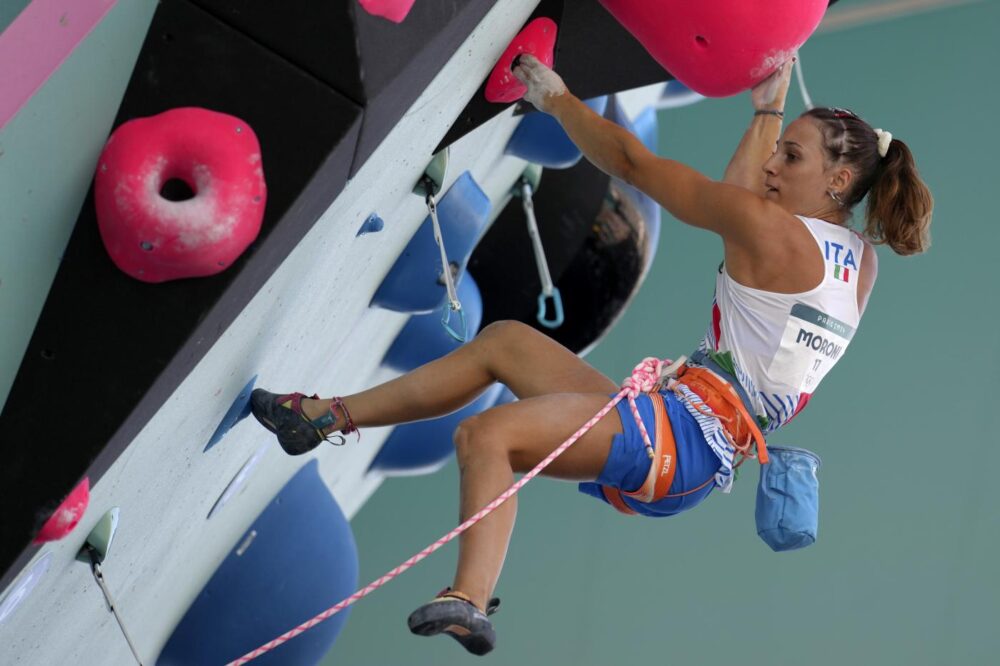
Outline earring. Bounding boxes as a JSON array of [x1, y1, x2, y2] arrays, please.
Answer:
[[828, 190, 845, 206]]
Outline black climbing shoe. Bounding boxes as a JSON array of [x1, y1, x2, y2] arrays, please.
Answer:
[[407, 588, 501, 656], [249, 389, 328, 455]]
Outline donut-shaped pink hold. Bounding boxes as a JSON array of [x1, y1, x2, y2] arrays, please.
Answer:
[[357, 0, 416, 23], [599, 0, 828, 97], [485, 17, 558, 104], [33, 477, 90, 544], [95, 107, 267, 283]]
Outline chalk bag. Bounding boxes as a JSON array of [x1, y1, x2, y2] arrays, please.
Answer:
[[755, 446, 822, 552]]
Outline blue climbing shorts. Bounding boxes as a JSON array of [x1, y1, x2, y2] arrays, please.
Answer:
[[578, 391, 720, 517]]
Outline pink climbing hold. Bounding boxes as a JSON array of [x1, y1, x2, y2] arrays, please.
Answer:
[[485, 17, 558, 104], [357, 0, 416, 24], [598, 0, 828, 97], [94, 107, 267, 283], [33, 477, 90, 544]]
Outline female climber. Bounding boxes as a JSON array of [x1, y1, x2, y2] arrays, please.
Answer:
[[249, 54, 932, 655]]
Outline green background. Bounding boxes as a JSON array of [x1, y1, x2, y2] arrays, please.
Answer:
[[325, 3, 1000, 665], [0, 1, 30, 33]]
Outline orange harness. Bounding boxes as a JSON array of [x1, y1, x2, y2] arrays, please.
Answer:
[[601, 363, 769, 516]]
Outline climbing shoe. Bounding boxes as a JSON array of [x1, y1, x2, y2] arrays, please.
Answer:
[[407, 588, 501, 656], [249, 389, 344, 455]]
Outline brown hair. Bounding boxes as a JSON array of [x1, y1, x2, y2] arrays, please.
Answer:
[[802, 107, 933, 256]]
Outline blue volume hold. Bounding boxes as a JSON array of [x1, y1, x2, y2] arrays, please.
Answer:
[[159, 461, 358, 665], [505, 96, 608, 168], [382, 273, 483, 373], [371, 171, 491, 314], [369, 383, 504, 477]]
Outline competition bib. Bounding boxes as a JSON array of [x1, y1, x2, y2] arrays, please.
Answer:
[[768, 304, 855, 393]]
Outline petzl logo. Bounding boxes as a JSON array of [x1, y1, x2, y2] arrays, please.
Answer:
[[660, 454, 673, 477]]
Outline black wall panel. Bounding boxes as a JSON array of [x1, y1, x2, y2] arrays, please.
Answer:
[[192, 0, 501, 174], [437, 0, 670, 152], [0, 0, 362, 581], [467, 155, 610, 351], [553, 0, 671, 100]]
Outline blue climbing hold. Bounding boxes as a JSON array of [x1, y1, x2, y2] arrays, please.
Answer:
[[159, 460, 358, 666], [371, 171, 491, 314], [490, 385, 517, 409], [205, 375, 258, 452], [658, 80, 704, 110], [631, 106, 658, 153], [382, 273, 484, 373], [369, 384, 504, 476], [504, 96, 608, 169], [357, 213, 385, 236]]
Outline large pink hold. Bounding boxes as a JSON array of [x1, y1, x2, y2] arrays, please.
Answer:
[[599, 0, 828, 97], [357, 0, 416, 23], [33, 477, 90, 544], [95, 107, 267, 283], [485, 17, 558, 104]]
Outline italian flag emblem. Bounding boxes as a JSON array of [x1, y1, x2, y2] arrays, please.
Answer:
[[833, 265, 850, 282]]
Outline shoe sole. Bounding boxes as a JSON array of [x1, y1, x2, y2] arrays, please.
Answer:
[[408, 599, 495, 656]]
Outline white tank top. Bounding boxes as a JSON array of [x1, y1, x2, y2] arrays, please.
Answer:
[[697, 216, 868, 434]]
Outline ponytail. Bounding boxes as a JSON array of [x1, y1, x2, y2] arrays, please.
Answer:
[[864, 138, 933, 256]]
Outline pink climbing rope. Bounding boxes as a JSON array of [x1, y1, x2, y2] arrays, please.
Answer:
[[226, 357, 672, 666]]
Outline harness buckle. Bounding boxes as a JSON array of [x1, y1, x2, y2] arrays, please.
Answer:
[[658, 355, 687, 383]]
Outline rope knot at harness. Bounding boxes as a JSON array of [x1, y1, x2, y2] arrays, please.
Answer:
[[621, 357, 671, 395], [620, 357, 674, 460]]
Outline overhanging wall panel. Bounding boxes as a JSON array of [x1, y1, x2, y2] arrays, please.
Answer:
[[191, 0, 502, 175], [437, 0, 671, 151]]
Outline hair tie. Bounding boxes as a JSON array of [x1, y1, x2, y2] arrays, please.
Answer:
[[874, 128, 893, 158]]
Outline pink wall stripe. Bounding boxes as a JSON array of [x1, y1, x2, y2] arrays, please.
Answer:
[[0, 0, 117, 131]]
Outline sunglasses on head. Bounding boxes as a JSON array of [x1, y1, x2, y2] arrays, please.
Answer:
[[829, 107, 858, 119]]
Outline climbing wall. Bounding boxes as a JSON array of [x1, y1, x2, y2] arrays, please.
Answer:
[[0, 0, 499, 579], [0, 0, 773, 662]]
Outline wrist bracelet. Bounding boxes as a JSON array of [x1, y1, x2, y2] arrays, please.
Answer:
[[754, 109, 784, 118]]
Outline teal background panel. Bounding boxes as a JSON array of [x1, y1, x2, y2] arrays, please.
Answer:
[[0, 0, 30, 33], [0, 0, 157, 409]]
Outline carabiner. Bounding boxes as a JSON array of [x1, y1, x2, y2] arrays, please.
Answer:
[[441, 301, 468, 343], [536, 288, 564, 329]]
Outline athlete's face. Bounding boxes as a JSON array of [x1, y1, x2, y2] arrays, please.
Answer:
[[762, 117, 852, 219]]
